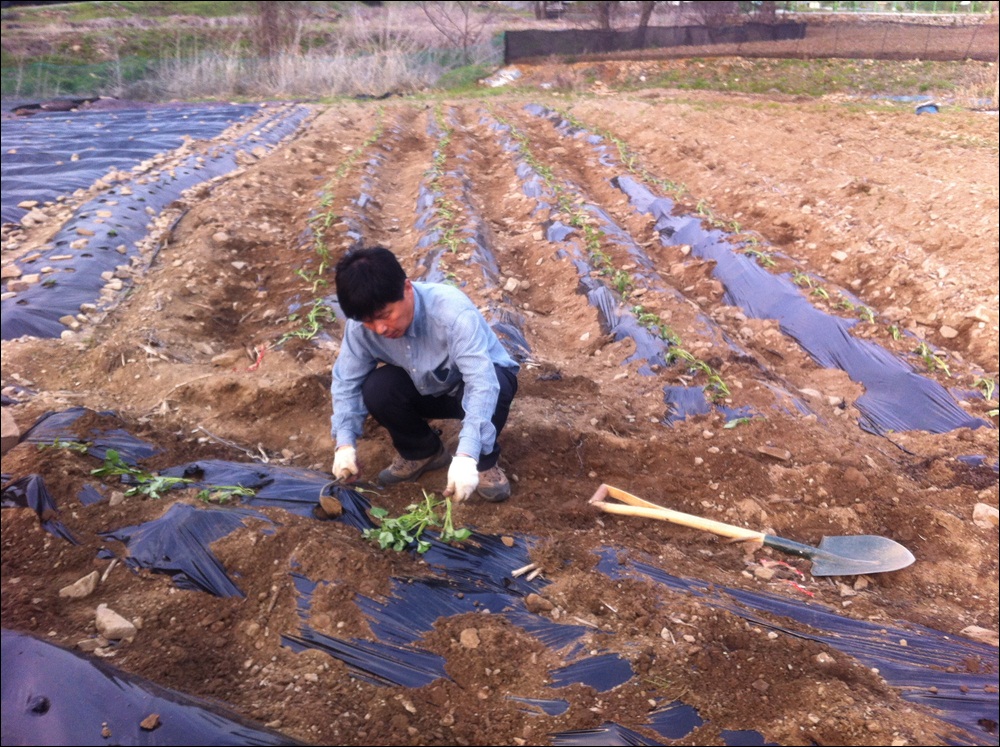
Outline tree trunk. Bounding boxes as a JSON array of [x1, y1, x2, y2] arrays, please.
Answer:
[[637, 1, 656, 45], [533, 1, 546, 20], [595, 1, 613, 30]]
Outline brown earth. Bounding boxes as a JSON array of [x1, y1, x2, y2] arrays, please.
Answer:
[[1, 80, 998, 747]]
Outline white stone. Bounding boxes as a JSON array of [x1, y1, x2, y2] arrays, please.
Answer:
[[95, 604, 137, 641], [972, 503, 999, 529], [59, 571, 100, 599], [1, 408, 20, 456]]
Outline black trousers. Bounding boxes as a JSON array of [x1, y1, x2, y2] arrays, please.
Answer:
[[361, 364, 518, 471]]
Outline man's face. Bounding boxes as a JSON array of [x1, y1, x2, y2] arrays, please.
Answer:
[[362, 280, 414, 339]]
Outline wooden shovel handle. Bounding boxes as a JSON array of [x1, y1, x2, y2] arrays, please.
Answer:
[[589, 484, 764, 542]]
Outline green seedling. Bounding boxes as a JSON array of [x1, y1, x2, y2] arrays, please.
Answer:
[[811, 286, 830, 301], [974, 377, 996, 401], [278, 300, 336, 345], [363, 490, 471, 554], [743, 246, 776, 268], [989, 409, 999, 418], [724, 417, 755, 429], [198, 485, 256, 505], [91, 449, 193, 499], [38, 438, 90, 454], [857, 306, 876, 323], [791, 270, 813, 288], [889, 325, 902, 341], [611, 269, 633, 297], [914, 342, 951, 378]]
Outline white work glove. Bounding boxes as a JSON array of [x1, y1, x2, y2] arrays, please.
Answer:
[[444, 455, 479, 503], [332, 445, 359, 482]]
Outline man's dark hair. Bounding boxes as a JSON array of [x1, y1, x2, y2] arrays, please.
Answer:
[[334, 246, 407, 321]]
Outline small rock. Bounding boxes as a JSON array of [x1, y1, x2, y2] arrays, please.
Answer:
[[17, 200, 38, 209], [754, 567, 775, 581], [109, 491, 126, 506], [972, 503, 998, 529], [814, 652, 836, 666], [139, 714, 160, 731], [751, 678, 769, 692], [95, 604, 137, 641], [212, 231, 230, 246], [501, 536, 516, 548], [231, 261, 247, 271], [939, 325, 959, 339], [757, 445, 792, 462], [959, 626, 998, 647], [1, 408, 20, 456], [211, 350, 246, 368], [503, 277, 520, 294], [59, 571, 100, 599], [524, 593, 555, 614], [1, 265, 22, 280], [831, 251, 849, 263], [77, 637, 109, 653], [459, 628, 481, 649]]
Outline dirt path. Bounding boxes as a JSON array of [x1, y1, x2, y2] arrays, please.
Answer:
[[2, 89, 997, 747]]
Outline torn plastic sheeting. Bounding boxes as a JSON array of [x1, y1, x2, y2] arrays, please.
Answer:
[[2, 105, 311, 341], [282, 629, 449, 689], [720, 730, 780, 746], [509, 696, 570, 717], [496, 115, 805, 417], [599, 550, 998, 745], [99, 502, 271, 598], [613, 175, 988, 437], [662, 386, 758, 426], [579, 275, 669, 376], [647, 701, 704, 740], [159, 459, 375, 528], [354, 571, 594, 654], [77, 484, 104, 506], [1, 102, 259, 226], [410, 119, 533, 363], [663, 385, 713, 424], [19, 407, 159, 464], [547, 653, 635, 693], [1, 475, 79, 545], [549, 722, 663, 746], [0, 629, 304, 747], [957, 455, 1000, 473]]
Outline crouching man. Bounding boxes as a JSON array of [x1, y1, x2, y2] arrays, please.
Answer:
[[329, 246, 519, 502]]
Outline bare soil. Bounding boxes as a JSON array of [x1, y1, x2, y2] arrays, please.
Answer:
[[2, 78, 998, 747]]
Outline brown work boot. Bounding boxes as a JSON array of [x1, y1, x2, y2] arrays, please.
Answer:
[[476, 465, 510, 503], [378, 443, 450, 486]]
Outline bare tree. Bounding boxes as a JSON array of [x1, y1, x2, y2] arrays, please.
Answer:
[[417, 1, 496, 64], [252, 1, 306, 58], [637, 1, 658, 44], [757, 1, 779, 23]]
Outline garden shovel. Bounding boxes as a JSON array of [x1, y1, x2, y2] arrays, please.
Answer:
[[589, 484, 915, 577]]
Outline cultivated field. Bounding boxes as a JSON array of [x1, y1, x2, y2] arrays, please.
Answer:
[[2, 82, 998, 746]]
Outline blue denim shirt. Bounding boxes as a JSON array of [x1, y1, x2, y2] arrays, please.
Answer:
[[331, 282, 518, 459]]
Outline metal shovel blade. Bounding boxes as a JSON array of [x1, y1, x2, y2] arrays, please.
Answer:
[[800, 534, 916, 577]]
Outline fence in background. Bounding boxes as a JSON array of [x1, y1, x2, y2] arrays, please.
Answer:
[[505, 17, 998, 63]]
